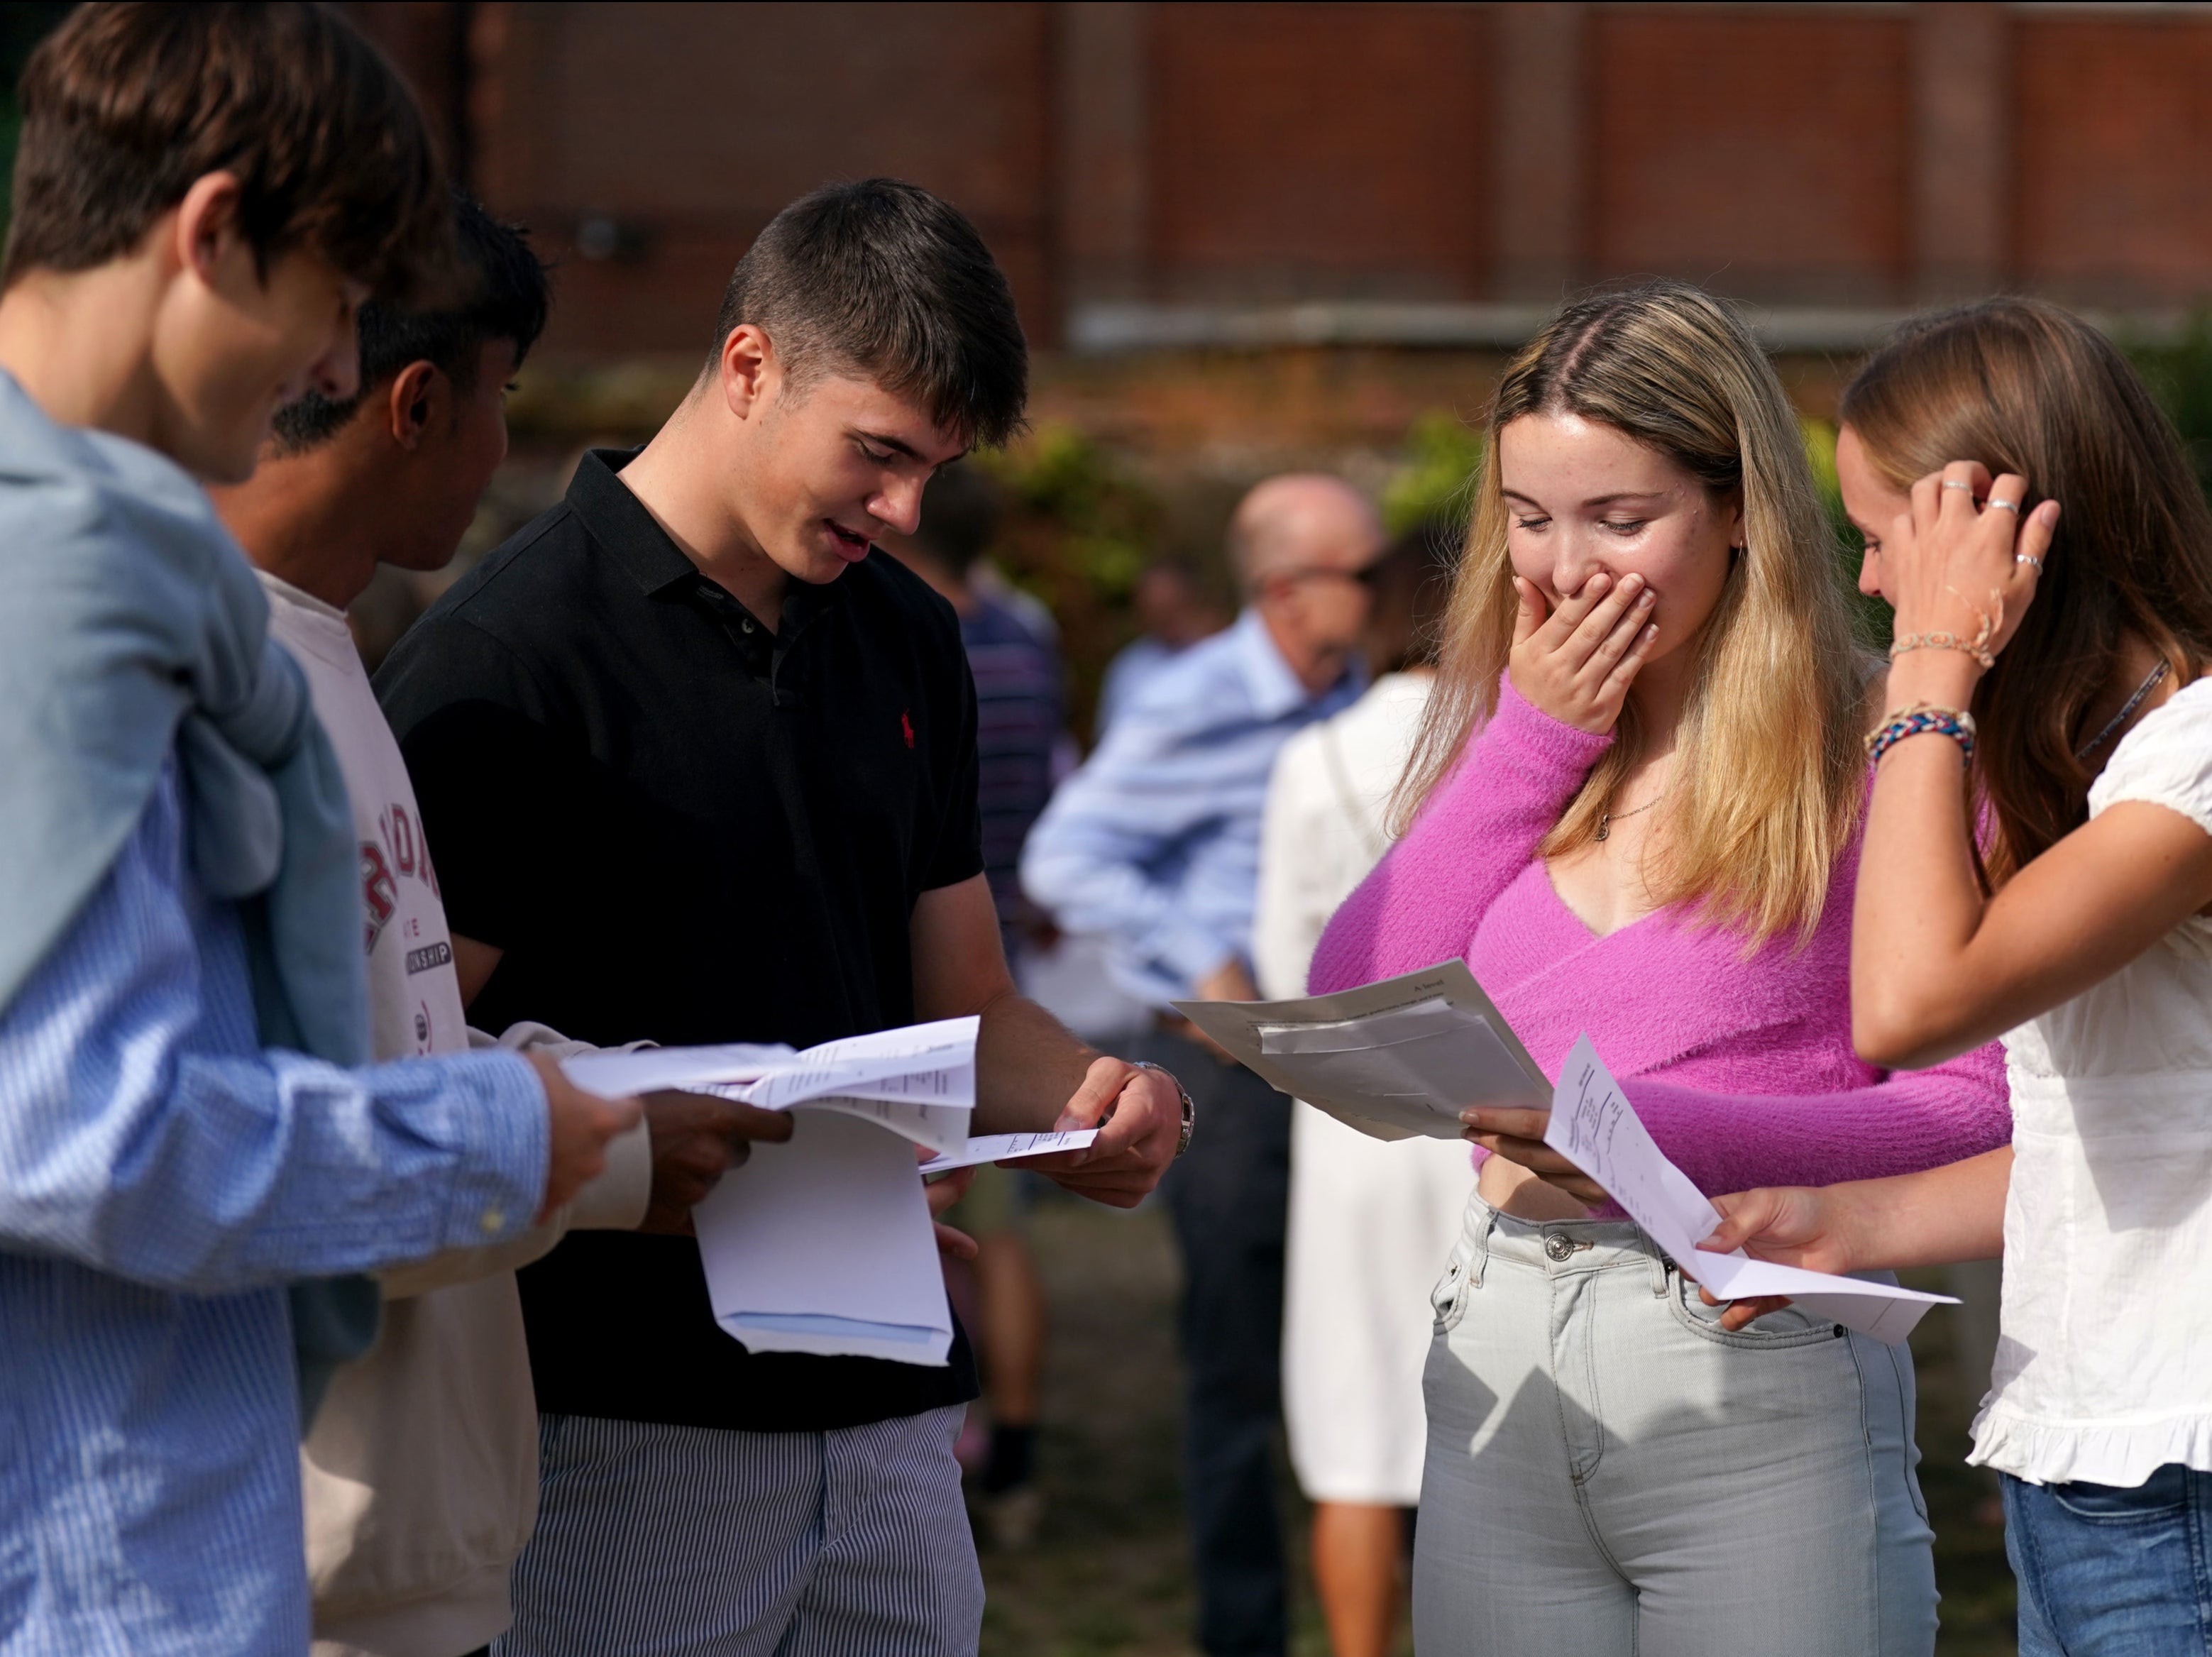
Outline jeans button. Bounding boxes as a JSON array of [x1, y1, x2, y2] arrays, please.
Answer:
[[1544, 1233, 1575, 1262]]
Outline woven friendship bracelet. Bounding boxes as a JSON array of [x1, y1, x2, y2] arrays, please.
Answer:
[[1888, 587, 2008, 671], [1864, 704, 1977, 766], [1888, 630, 1996, 671]]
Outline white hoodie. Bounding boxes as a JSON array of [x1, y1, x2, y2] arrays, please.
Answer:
[[262, 573, 652, 1657]]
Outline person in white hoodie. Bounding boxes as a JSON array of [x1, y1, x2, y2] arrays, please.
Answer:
[[1252, 519, 1471, 1657], [209, 194, 793, 1657]]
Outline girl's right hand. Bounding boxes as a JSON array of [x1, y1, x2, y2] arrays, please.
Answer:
[[1885, 461, 2058, 664], [1695, 1184, 1861, 1331], [1507, 571, 1660, 734]]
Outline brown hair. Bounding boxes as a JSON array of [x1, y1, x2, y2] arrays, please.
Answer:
[[1364, 519, 1460, 676], [708, 178, 1028, 448], [4, 2, 450, 300], [1840, 298, 2212, 883], [1400, 280, 1867, 945]]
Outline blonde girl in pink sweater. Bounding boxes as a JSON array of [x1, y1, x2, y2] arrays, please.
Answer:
[[1309, 281, 2008, 1656]]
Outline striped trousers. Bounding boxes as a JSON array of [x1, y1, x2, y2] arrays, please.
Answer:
[[493, 1406, 983, 1656]]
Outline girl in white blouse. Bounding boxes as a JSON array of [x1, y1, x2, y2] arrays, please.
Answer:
[[1705, 298, 2212, 1656]]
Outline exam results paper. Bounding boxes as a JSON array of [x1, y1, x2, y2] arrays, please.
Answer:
[[562, 1016, 980, 1152], [1173, 961, 1552, 1141], [562, 1019, 990, 1365], [557, 1020, 1101, 1366], [1543, 1034, 1953, 1344], [1178, 962, 1953, 1344]]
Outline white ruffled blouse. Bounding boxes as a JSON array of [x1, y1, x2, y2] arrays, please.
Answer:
[[1973, 676, 2212, 1488]]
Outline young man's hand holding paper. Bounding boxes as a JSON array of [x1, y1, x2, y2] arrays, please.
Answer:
[[561, 1018, 988, 1366]]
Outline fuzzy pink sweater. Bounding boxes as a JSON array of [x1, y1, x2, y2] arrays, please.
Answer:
[[1309, 676, 2010, 1199]]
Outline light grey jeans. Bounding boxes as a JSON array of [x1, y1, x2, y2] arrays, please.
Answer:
[[1415, 1199, 1937, 1657]]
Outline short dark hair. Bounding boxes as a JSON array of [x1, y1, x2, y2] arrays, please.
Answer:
[[4, 2, 449, 299], [912, 462, 1005, 576], [1367, 519, 1460, 676], [709, 178, 1027, 448], [272, 193, 549, 453]]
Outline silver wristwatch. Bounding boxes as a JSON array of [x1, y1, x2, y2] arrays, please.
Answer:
[[1134, 1061, 1196, 1157]]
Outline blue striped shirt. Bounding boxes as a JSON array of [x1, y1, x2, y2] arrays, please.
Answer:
[[1020, 610, 1360, 1007], [961, 596, 1062, 935], [0, 766, 547, 1656]]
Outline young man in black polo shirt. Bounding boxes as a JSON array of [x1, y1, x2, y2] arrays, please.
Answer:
[[375, 179, 1188, 1656]]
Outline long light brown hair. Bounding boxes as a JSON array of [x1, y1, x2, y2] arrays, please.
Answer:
[[1840, 298, 2212, 883], [1397, 280, 1867, 945]]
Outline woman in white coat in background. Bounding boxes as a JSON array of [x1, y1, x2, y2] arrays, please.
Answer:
[[1253, 520, 1473, 1657]]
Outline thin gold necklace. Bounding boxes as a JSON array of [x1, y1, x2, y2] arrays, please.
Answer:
[[1596, 795, 1663, 842]]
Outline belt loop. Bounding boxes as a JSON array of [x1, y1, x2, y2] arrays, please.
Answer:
[[1649, 1248, 1668, 1299], [1469, 1206, 1497, 1289]]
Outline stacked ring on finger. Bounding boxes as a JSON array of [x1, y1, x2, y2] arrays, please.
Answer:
[[2017, 554, 2045, 569], [1987, 497, 2020, 515]]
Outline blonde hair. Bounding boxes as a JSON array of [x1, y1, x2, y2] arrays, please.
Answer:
[[1397, 280, 1866, 945]]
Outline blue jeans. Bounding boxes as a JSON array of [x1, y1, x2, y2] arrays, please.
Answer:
[[2006, 1464, 2212, 1655]]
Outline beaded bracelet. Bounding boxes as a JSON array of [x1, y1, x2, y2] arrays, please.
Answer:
[[1888, 631, 1996, 671], [1864, 703, 1977, 766]]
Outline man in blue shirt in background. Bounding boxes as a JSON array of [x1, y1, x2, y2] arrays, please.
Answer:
[[1023, 473, 1383, 1657], [1094, 556, 1229, 739]]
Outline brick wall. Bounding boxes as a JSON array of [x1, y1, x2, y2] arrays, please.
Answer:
[[1148, 2, 1491, 302], [348, 1, 2212, 361], [1585, 10, 1910, 304], [395, 1, 1058, 352], [2015, 13, 2212, 307]]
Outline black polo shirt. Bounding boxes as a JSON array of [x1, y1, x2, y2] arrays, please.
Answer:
[[374, 448, 983, 1432]]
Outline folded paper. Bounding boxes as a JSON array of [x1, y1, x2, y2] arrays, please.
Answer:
[[1545, 1034, 1954, 1345], [920, 1128, 1099, 1175], [1174, 962, 1549, 1140], [690, 1111, 954, 1365], [563, 1019, 986, 1365]]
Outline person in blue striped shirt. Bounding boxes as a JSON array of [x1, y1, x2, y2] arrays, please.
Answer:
[[884, 463, 1069, 1544], [0, 9, 638, 1654], [1022, 473, 1383, 1657], [1094, 556, 1231, 740]]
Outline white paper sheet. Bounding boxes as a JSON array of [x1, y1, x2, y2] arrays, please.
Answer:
[[561, 1018, 979, 1152], [691, 1110, 953, 1365], [1544, 1034, 1954, 1344], [683, 1088, 973, 1155], [1174, 962, 1551, 1140], [918, 1128, 1099, 1176]]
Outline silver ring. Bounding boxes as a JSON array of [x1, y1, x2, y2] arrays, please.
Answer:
[[2016, 554, 2044, 570], [1987, 497, 2020, 515], [1942, 480, 1974, 492]]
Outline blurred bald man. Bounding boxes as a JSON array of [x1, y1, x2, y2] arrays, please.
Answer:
[[1023, 473, 1382, 1657]]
